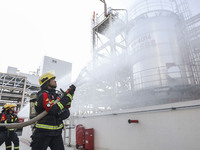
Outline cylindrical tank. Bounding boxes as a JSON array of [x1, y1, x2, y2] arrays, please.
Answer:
[[128, 10, 192, 90]]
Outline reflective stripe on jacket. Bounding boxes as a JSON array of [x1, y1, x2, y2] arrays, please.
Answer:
[[34, 89, 70, 133]]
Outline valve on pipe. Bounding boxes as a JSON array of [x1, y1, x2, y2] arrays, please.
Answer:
[[128, 119, 139, 124]]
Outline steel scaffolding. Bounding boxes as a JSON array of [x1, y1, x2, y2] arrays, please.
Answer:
[[92, 8, 130, 94], [0, 72, 40, 110]]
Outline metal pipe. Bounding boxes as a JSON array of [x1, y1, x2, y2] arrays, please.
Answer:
[[100, 0, 107, 17], [63, 123, 67, 144], [68, 125, 71, 147], [20, 77, 27, 110]]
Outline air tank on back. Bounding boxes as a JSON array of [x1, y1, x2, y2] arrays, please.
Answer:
[[127, 0, 194, 91]]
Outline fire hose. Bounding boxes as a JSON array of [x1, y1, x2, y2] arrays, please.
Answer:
[[0, 98, 60, 129]]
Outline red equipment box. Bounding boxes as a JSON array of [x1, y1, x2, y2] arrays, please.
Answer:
[[76, 124, 85, 149], [85, 128, 94, 150]]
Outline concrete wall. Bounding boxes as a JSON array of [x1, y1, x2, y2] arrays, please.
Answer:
[[70, 100, 200, 150]]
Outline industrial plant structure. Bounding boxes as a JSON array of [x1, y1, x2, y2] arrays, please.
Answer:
[[0, 71, 40, 110], [68, 1, 200, 150], [74, 0, 200, 115], [1, 0, 200, 149]]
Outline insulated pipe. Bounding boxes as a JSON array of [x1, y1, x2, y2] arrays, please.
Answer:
[[128, 119, 139, 124]]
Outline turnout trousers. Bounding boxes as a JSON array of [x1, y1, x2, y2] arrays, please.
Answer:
[[0, 131, 8, 146], [5, 131, 19, 150], [30, 130, 64, 150]]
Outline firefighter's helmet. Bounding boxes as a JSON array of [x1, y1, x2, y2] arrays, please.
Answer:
[[39, 71, 56, 86], [10, 103, 17, 108], [3, 103, 11, 110]]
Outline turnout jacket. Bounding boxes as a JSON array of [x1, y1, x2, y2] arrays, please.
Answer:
[[0, 113, 9, 131], [0, 112, 19, 131], [35, 89, 72, 135]]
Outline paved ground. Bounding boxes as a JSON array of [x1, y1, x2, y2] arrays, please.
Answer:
[[0, 137, 77, 150]]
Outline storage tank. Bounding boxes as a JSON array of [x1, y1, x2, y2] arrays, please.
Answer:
[[128, 10, 193, 90]]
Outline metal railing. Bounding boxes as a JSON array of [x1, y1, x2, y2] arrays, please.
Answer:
[[132, 64, 199, 91], [94, 9, 127, 27]]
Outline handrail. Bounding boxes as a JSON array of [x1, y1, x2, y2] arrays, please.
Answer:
[[132, 64, 200, 90]]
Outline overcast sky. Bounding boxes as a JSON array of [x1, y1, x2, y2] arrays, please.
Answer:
[[0, 0, 199, 81], [0, 0, 101, 79]]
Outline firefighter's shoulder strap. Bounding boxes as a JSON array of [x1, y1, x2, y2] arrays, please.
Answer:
[[37, 90, 49, 98], [34, 90, 50, 112]]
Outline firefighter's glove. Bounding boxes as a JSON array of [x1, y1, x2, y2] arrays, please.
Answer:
[[58, 108, 70, 120], [66, 84, 76, 96], [65, 94, 73, 108], [61, 84, 76, 108]]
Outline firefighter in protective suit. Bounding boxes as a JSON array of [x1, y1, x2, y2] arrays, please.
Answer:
[[0, 103, 20, 150], [30, 71, 76, 150], [5, 103, 20, 150], [0, 104, 10, 146]]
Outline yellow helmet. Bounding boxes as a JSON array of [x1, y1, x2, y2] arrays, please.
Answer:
[[39, 71, 56, 86], [10, 103, 17, 108], [3, 103, 11, 110]]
